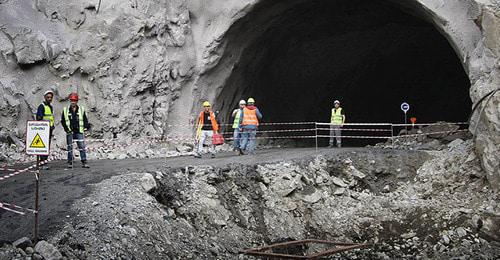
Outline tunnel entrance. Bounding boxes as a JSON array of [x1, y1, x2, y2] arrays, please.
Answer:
[[211, 0, 471, 139]]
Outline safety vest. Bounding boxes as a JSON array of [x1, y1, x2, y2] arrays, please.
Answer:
[[197, 111, 219, 132], [232, 109, 242, 129], [331, 107, 343, 125], [241, 107, 259, 126], [63, 106, 85, 133], [42, 103, 54, 127]]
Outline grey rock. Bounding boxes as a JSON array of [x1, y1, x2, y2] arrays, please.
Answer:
[[117, 154, 128, 160], [175, 144, 193, 153], [34, 241, 62, 260], [447, 138, 464, 149], [315, 176, 324, 184], [13, 29, 46, 64], [401, 232, 416, 239], [442, 235, 451, 245], [349, 167, 366, 179], [331, 176, 347, 187], [334, 187, 346, 195], [140, 173, 157, 193], [25, 247, 34, 255], [12, 237, 32, 249], [302, 190, 322, 204], [419, 140, 442, 150], [16, 247, 26, 256], [456, 227, 467, 237]]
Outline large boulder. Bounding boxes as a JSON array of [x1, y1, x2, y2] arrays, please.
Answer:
[[34, 241, 63, 260]]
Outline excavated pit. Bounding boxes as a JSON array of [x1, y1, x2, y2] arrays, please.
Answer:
[[151, 150, 432, 258], [145, 148, 499, 259], [204, 0, 471, 146]]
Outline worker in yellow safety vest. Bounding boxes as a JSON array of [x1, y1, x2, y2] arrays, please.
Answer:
[[231, 100, 246, 150], [329, 100, 345, 148], [35, 89, 56, 170], [61, 93, 91, 169]]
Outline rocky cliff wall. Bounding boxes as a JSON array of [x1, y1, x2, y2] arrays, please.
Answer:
[[0, 0, 498, 187]]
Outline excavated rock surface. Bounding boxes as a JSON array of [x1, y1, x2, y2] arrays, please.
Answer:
[[0, 0, 499, 188], [1, 141, 498, 259]]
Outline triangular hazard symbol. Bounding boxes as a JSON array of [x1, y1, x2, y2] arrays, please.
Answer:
[[29, 133, 46, 148]]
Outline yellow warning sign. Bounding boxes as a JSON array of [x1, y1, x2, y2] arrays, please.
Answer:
[[29, 133, 46, 148]]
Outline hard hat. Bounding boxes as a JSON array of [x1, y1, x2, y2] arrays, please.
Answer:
[[69, 92, 79, 101], [247, 97, 255, 103], [334, 100, 340, 104], [43, 90, 54, 97], [239, 100, 246, 105], [203, 101, 211, 107]]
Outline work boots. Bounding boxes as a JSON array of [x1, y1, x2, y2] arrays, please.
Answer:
[[82, 161, 90, 168]]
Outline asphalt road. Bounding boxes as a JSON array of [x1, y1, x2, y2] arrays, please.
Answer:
[[0, 147, 394, 243]]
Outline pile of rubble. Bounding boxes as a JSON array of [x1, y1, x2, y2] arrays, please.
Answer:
[[1, 138, 497, 259], [375, 122, 472, 150], [0, 238, 63, 260]]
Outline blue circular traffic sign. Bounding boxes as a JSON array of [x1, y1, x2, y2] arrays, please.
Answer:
[[401, 102, 410, 113]]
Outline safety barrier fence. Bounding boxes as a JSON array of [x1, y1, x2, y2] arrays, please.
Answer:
[[0, 121, 470, 183], [0, 121, 469, 241]]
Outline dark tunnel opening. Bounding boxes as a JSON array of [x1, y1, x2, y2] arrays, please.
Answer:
[[213, 0, 471, 146]]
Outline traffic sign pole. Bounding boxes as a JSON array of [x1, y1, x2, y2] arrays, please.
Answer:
[[400, 102, 410, 134], [404, 111, 407, 133]]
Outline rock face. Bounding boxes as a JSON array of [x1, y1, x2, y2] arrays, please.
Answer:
[[0, 0, 499, 188]]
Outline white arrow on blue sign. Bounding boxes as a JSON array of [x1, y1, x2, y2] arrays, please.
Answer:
[[401, 102, 410, 113]]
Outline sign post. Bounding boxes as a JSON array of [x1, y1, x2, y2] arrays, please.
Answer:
[[400, 102, 410, 133], [25, 121, 50, 242]]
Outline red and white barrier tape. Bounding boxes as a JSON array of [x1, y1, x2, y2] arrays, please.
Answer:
[[166, 122, 317, 128], [392, 122, 469, 127], [221, 128, 317, 135], [0, 202, 37, 215], [316, 122, 393, 126], [317, 135, 391, 140], [315, 128, 392, 132], [0, 167, 17, 172], [0, 158, 55, 182]]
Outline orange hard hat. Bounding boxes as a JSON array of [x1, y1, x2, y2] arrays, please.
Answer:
[[69, 92, 79, 101]]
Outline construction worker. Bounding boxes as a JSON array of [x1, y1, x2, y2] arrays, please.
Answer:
[[329, 100, 345, 148], [35, 89, 55, 170], [231, 100, 246, 150], [195, 101, 219, 158], [61, 93, 91, 168], [238, 98, 262, 155]]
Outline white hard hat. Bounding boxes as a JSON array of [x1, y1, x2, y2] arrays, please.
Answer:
[[239, 100, 246, 105], [44, 90, 54, 96], [334, 100, 340, 104]]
